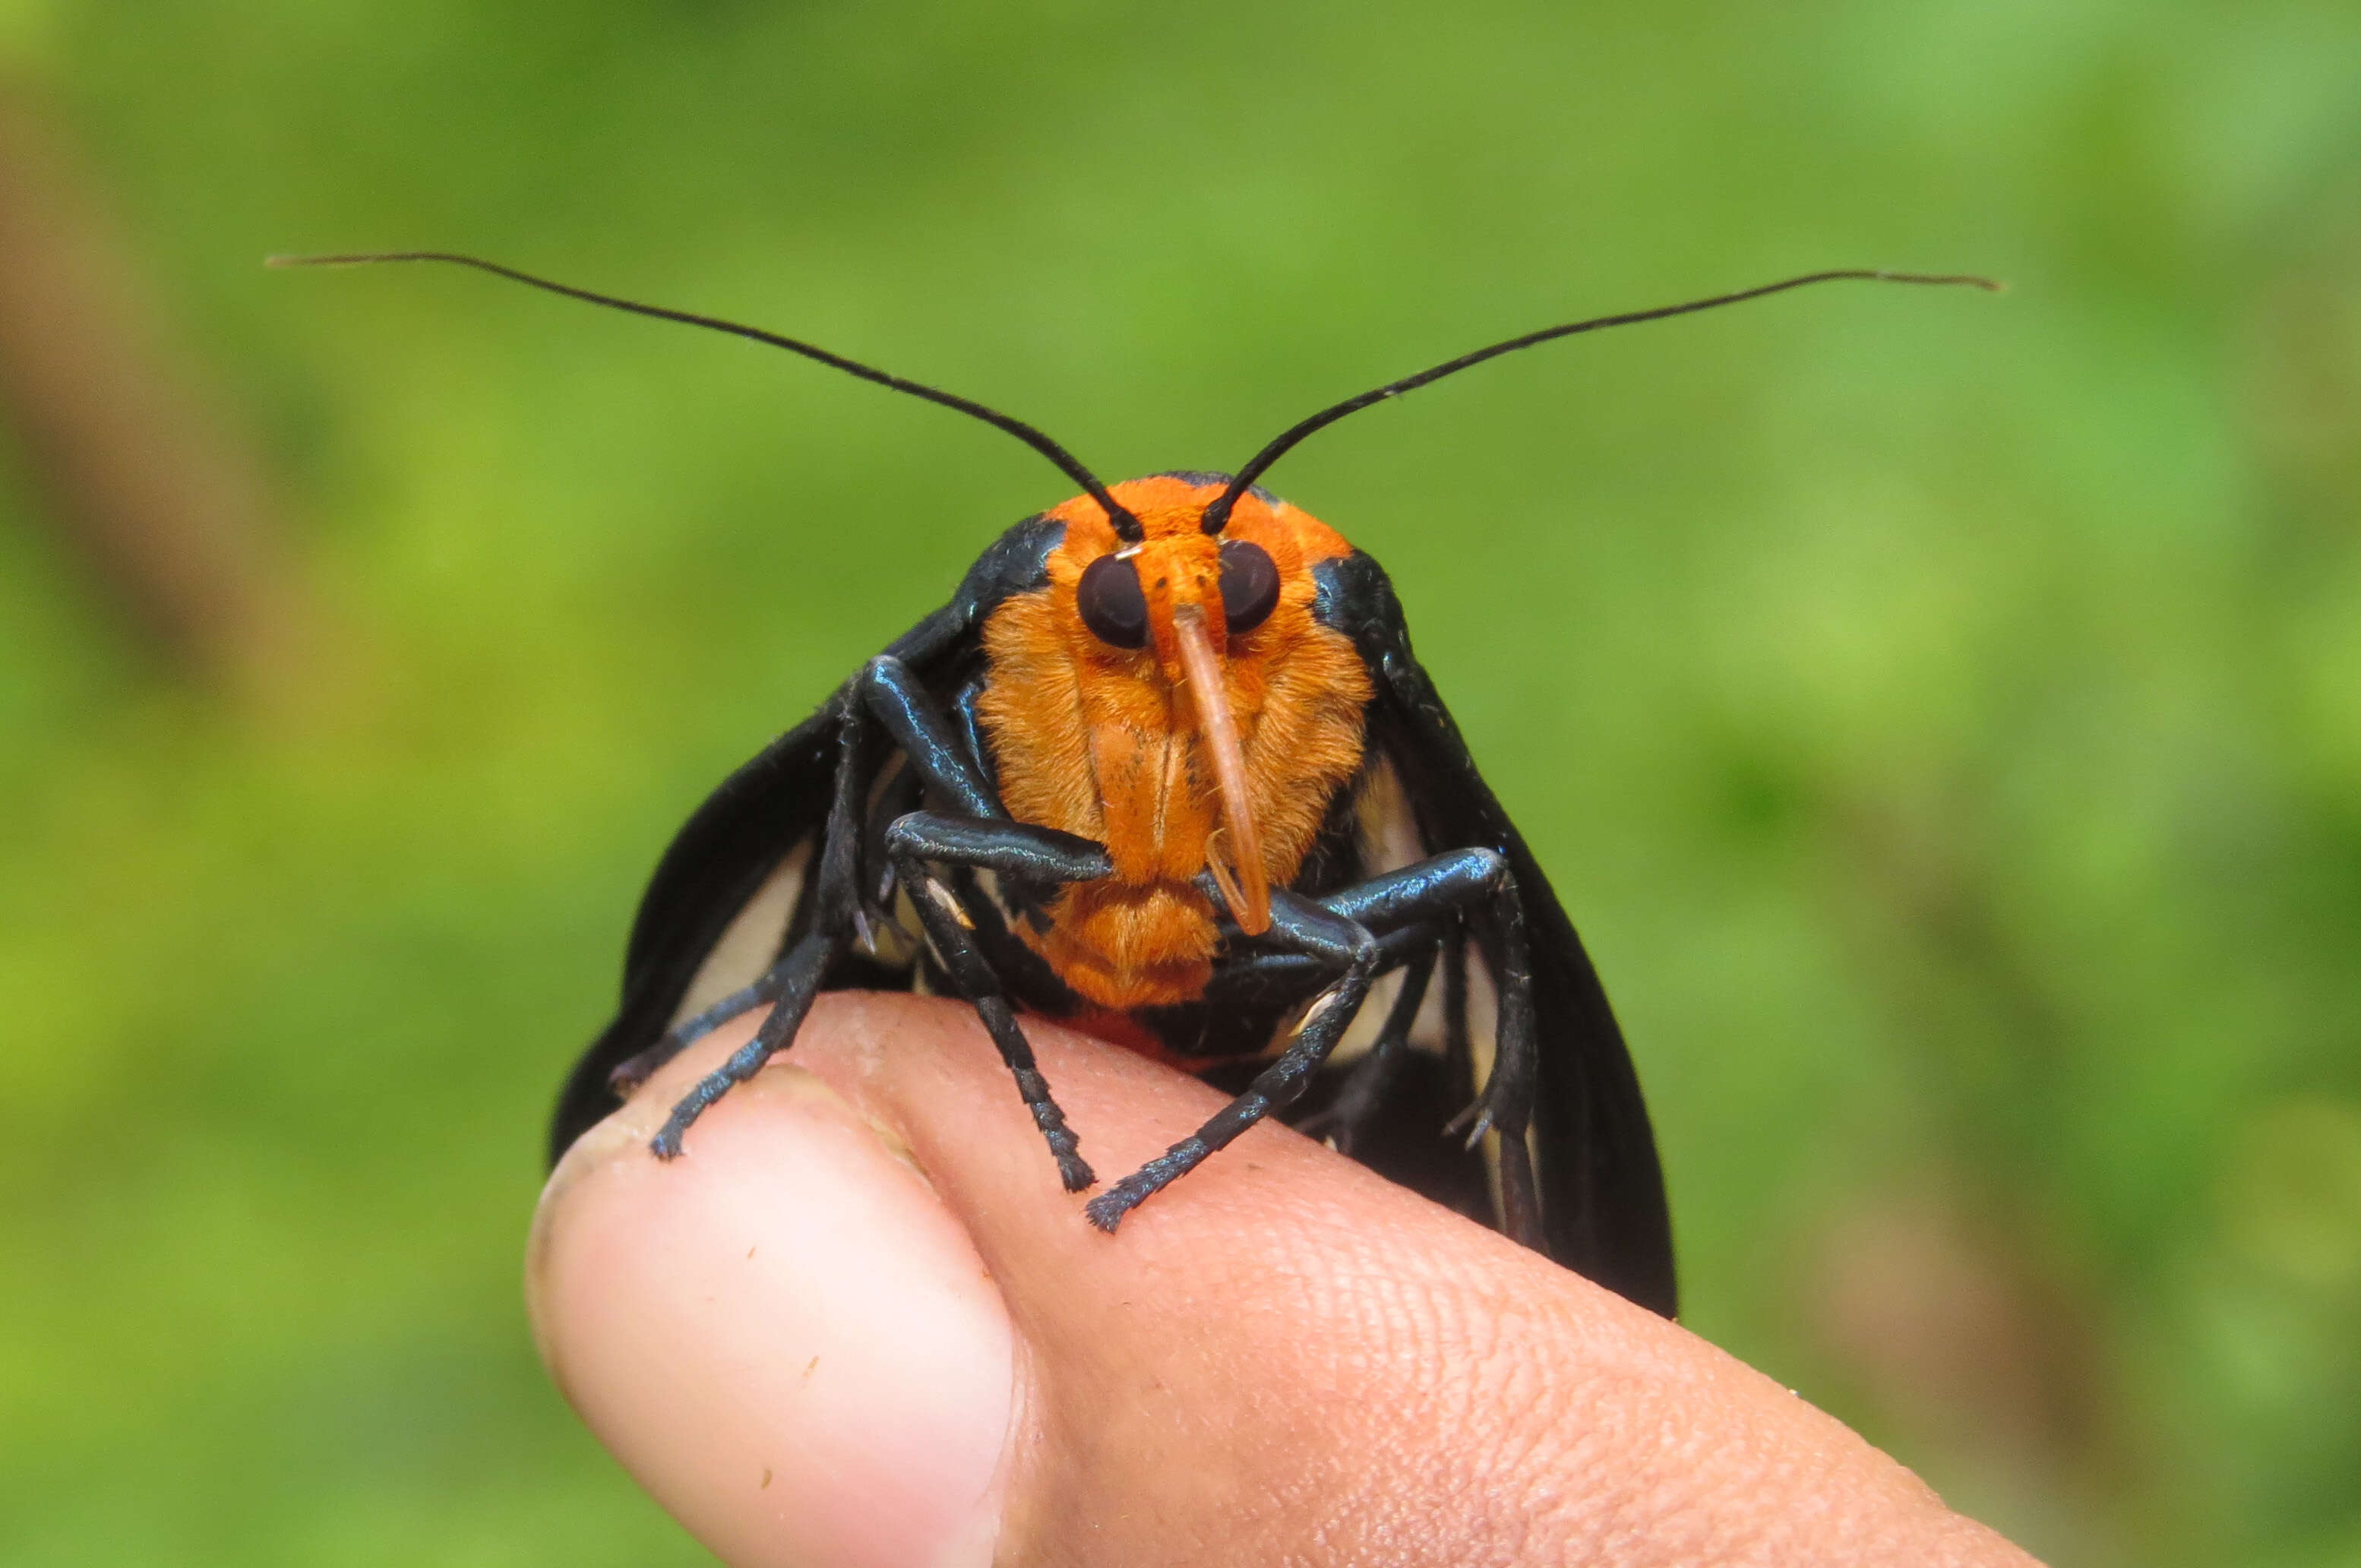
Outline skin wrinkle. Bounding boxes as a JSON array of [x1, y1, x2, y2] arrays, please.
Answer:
[[1257, 1206, 1546, 1558], [1584, 1341, 1726, 1554], [1257, 1223, 1562, 1562], [536, 1043, 1016, 1568]]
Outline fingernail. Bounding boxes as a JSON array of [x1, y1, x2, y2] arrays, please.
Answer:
[[528, 1061, 1013, 1568]]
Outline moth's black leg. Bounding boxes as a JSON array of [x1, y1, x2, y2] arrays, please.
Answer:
[[1199, 920, 1437, 1010], [1452, 879, 1544, 1249], [861, 659, 1100, 937], [1195, 849, 1503, 1009], [1440, 923, 1471, 1090], [949, 674, 1063, 932], [1292, 850, 1538, 1184], [1317, 853, 1540, 1202], [1293, 934, 1440, 1154], [885, 811, 1109, 884], [1308, 851, 1506, 932], [859, 661, 1115, 1187], [1316, 849, 1543, 1249], [951, 677, 1000, 798], [650, 694, 877, 1157], [650, 929, 845, 1159], [609, 975, 776, 1095], [858, 656, 999, 819], [885, 811, 1111, 1192], [1084, 888, 1382, 1232], [860, 758, 923, 922], [1090, 846, 1546, 1244]]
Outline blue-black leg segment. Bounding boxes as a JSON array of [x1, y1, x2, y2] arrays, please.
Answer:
[[1090, 844, 1547, 1250], [1440, 867, 1543, 1249], [1292, 935, 1441, 1155], [1194, 847, 1504, 1015], [951, 677, 1000, 798], [885, 811, 1112, 1192], [858, 656, 1000, 821], [886, 811, 1110, 883], [650, 928, 845, 1158], [650, 691, 877, 1156], [646, 652, 1074, 1163], [1199, 921, 1437, 1010], [610, 973, 777, 1095], [1083, 886, 1383, 1232], [1311, 849, 1511, 930]]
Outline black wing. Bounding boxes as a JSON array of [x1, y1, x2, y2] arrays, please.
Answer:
[[1312, 549, 1679, 1318], [549, 517, 1065, 1162]]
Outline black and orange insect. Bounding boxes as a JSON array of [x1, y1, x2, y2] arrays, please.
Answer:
[[282, 252, 1993, 1320]]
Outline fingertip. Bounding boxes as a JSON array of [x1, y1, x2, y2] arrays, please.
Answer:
[[528, 1013, 1015, 1568]]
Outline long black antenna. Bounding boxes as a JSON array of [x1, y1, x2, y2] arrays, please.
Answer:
[[269, 250, 1145, 541], [1201, 268, 2000, 533]]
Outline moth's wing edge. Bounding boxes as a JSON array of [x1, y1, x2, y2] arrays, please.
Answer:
[[549, 709, 840, 1162], [549, 515, 1069, 1165], [1316, 548, 1679, 1318]]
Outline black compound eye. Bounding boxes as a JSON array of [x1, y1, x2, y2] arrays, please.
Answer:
[[1076, 553, 1150, 648], [1218, 539, 1280, 634]]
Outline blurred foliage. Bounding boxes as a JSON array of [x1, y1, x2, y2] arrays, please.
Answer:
[[1, 0, 2357, 1562]]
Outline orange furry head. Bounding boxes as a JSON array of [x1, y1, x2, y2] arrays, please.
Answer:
[[977, 475, 1372, 1008]]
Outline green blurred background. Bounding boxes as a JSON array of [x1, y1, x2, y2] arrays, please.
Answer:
[[2, 0, 2356, 1562]]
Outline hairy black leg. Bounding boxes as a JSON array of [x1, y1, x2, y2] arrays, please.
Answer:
[[650, 929, 845, 1158], [1293, 935, 1441, 1154], [886, 811, 1109, 883], [951, 677, 1000, 797], [1199, 848, 1509, 1010], [1079, 849, 1531, 1232], [860, 759, 922, 920], [650, 697, 875, 1155], [1442, 872, 1544, 1250], [1199, 921, 1435, 1010], [644, 655, 1108, 1165], [886, 811, 1110, 1191], [1085, 889, 1382, 1232], [610, 975, 776, 1094], [858, 656, 999, 820], [1307, 848, 1537, 1166], [865, 659, 1114, 1187], [1442, 924, 1471, 1089]]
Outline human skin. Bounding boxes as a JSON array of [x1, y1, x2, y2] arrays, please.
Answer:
[[526, 991, 2040, 1567]]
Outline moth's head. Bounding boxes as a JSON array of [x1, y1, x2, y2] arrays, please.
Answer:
[[1047, 473, 1309, 681], [1038, 473, 1353, 932]]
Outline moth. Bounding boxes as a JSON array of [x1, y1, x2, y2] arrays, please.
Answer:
[[283, 251, 1992, 1320]]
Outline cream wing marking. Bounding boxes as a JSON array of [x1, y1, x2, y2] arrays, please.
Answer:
[[667, 837, 814, 1031]]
